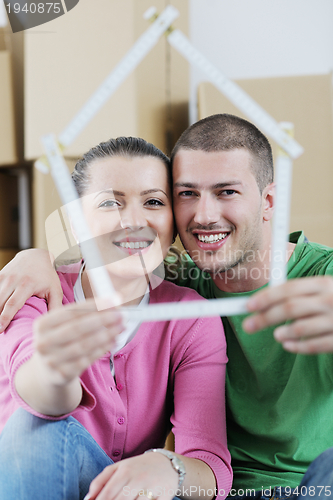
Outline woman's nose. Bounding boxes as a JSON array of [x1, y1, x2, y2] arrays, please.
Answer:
[[120, 206, 147, 230]]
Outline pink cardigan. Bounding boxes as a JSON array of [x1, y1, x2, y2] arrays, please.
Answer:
[[0, 265, 232, 498]]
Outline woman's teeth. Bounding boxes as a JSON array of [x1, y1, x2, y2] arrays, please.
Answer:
[[117, 241, 152, 249], [197, 233, 228, 243]]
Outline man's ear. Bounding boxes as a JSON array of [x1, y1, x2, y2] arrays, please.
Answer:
[[262, 182, 275, 222]]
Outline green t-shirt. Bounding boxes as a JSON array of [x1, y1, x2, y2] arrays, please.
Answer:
[[168, 232, 333, 491]]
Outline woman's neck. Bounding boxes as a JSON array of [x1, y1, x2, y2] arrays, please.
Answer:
[[81, 267, 149, 307]]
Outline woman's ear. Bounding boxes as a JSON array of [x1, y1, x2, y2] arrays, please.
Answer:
[[262, 182, 275, 222], [69, 216, 79, 244]]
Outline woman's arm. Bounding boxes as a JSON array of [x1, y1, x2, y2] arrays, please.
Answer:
[[0, 249, 63, 332], [170, 313, 232, 499], [14, 299, 124, 416], [85, 313, 232, 500], [85, 452, 215, 500]]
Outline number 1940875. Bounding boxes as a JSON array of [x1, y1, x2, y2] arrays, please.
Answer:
[[6, 3, 62, 14]]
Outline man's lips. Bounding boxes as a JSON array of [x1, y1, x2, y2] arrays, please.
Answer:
[[192, 231, 230, 250]]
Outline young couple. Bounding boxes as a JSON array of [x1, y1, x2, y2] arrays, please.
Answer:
[[1, 114, 333, 500]]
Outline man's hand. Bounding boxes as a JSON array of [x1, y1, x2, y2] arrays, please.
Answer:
[[243, 276, 333, 354], [0, 249, 63, 332]]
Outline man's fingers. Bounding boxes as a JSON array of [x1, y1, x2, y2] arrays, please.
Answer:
[[0, 289, 30, 332], [244, 295, 331, 333], [247, 276, 333, 312], [274, 315, 333, 341], [46, 287, 64, 311], [282, 333, 333, 354]]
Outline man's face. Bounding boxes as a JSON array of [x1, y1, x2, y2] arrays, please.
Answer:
[[173, 148, 271, 275]]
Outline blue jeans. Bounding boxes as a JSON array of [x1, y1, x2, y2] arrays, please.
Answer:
[[228, 447, 333, 499], [0, 408, 113, 499]]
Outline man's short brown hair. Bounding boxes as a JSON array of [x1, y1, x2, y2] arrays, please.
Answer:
[[171, 114, 274, 193]]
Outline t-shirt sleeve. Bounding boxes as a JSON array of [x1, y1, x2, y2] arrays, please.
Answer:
[[0, 296, 95, 420], [170, 312, 232, 499], [165, 251, 215, 299]]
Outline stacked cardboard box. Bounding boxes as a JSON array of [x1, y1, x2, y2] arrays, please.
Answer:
[[14, 0, 189, 249], [0, 27, 19, 267], [198, 75, 333, 247]]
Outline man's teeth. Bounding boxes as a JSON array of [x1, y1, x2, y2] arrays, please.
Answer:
[[197, 233, 228, 243], [118, 241, 151, 249]]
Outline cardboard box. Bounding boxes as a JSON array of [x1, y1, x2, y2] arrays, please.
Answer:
[[0, 248, 18, 269], [33, 158, 77, 250], [28, 1, 189, 249], [0, 41, 18, 165], [24, 0, 189, 160], [198, 75, 333, 247], [0, 171, 19, 247]]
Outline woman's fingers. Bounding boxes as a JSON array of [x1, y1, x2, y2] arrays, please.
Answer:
[[35, 304, 123, 352], [33, 300, 125, 383]]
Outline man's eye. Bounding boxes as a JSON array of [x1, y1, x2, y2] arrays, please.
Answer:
[[145, 199, 164, 207], [222, 190, 236, 196], [98, 200, 119, 208], [179, 191, 195, 197]]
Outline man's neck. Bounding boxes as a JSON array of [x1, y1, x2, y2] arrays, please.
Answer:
[[212, 242, 296, 293]]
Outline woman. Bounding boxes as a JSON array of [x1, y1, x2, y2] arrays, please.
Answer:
[[0, 137, 232, 500]]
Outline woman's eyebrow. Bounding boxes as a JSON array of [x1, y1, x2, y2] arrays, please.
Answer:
[[140, 188, 168, 196], [94, 189, 125, 199]]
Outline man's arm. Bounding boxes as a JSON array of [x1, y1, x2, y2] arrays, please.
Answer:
[[0, 249, 63, 331], [243, 275, 333, 353]]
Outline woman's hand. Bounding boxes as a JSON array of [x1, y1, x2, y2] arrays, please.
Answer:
[[0, 249, 63, 332], [85, 452, 179, 500], [15, 299, 124, 416], [33, 299, 124, 385]]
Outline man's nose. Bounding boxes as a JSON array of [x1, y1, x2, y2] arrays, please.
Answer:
[[193, 194, 220, 226]]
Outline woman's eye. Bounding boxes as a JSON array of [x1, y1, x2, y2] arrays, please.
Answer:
[[145, 199, 164, 207], [98, 199, 119, 208]]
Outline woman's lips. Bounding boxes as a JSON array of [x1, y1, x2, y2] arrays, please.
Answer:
[[113, 239, 154, 255]]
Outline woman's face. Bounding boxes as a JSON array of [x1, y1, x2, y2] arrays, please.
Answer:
[[80, 155, 174, 281]]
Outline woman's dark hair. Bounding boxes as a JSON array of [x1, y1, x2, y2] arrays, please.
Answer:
[[72, 136, 171, 196]]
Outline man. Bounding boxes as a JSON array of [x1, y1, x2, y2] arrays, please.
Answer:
[[1, 114, 333, 498], [169, 114, 333, 498]]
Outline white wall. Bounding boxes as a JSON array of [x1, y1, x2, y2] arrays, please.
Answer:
[[0, 1, 7, 27], [189, 0, 333, 122]]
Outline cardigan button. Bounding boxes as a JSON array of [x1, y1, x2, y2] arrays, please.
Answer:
[[113, 450, 121, 457], [117, 417, 125, 425]]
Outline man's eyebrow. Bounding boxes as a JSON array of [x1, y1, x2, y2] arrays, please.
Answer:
[[173, 181, 242, 189], [173, 182, 198, 189]]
